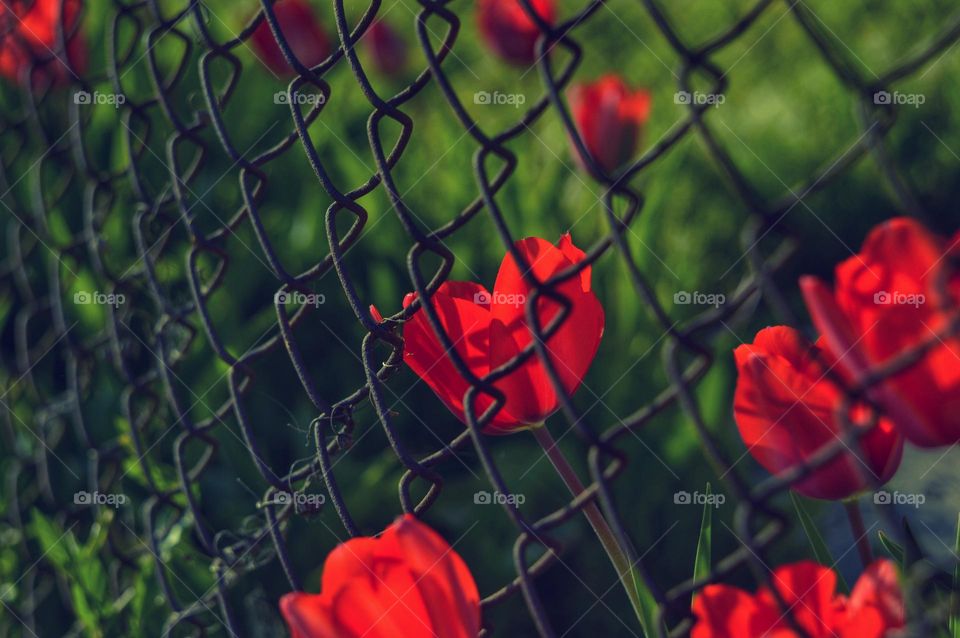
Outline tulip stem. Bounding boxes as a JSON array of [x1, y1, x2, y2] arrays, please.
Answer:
[[531, 425, 648, 631], [844, 499, 873, 568]]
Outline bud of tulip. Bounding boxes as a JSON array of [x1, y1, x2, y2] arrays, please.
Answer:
[[477, 0, 556, 67], [568, 74, 652, 175], [250, 0, 331, 76], [365, 20, 407, 76]]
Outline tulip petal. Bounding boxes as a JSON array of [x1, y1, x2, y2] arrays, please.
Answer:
[[802, 267, 955, 448], [692, 585, 778, 638], [759, 561, 840, 636], [733, 326, 902, 500], [847, 559, 904, 629], [328, 564, 436, 638], [390, 515, 481, 638], [402, 282, 496, 424], [486, 237, 604, 429], [280, 592, 341, 638]]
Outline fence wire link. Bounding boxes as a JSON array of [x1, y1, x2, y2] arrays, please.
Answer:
[[1, 0, 959, 636]]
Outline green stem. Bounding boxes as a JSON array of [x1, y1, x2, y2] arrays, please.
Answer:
[[844, 499, 873, 568], [531, 425, 648, 631]]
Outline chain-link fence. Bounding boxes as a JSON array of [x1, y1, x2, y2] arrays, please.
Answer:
[[2, 0, 960, 636]]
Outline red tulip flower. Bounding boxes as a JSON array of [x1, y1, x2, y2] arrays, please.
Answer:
[[365, 20, 407, 76], [801, 217, 960, 447], [692, 559, 904, 638], [0, 0, 86, 87], [568, 75, 652, 175], [733, 326, 903, 500], [251, 0, 331, 76], [477, 0, 556, 66], [280, 515, 480, 638], [399, 234, 604, 434]]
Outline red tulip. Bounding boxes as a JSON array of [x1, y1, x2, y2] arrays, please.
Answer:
[[251, 0, 331, 76], [399, 234, 604, 434], [733, 326, 903, 500], [477, 0, 556, 66], [568, 75, 652, 174], [280, 515, 480, 638], [365, 20, 407, 76], [0, 0, 86, 87], [692, 559, 904, 638], [800, 217, 960, 447]]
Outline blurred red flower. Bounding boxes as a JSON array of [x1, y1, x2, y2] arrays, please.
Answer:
[[692, 559, 904, 638], [477, 0, 555, 67], [399, 234, 604, 434], [251, 0, 331, 76], [280, 515, 480, 638], [801, 217, 960, 447], [733, 325, 903, 500], [568, 75, 652, 174], [0, 0, 85, 87], [365, 20, 407, 76]]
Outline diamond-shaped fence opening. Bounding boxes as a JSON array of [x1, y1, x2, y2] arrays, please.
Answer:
[[2, 0, 960, 636]]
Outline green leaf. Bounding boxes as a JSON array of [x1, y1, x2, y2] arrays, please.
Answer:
[[629, 565, 665, 638], [28, 511, 71, 569], [951, 513, 960, 638], [790, 494, 849, 592], [878, 530, 904, 564], [693, 483, 713, 585]]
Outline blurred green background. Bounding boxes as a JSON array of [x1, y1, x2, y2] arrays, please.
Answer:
[[2, 0, 960, 636]]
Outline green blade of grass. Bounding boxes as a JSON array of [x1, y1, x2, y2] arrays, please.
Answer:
[[791, 493, 849, 592], [877, 530, 905, 564], [951, 514, 960, 638], [693, 483, 713, 584]]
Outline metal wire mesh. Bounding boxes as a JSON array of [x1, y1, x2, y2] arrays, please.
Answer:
[[2, 0, 960, 636]]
